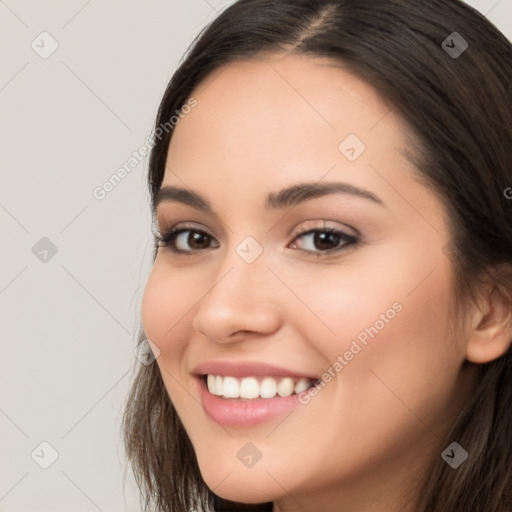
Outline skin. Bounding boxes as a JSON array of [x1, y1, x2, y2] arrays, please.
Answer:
[[141, 54, 511, 511]]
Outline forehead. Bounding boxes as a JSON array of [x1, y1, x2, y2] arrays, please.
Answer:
[[166, 53, 410, 169], [162, 54, 421, 212]]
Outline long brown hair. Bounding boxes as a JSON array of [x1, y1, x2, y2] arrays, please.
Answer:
[[122, 1, 512, 510]]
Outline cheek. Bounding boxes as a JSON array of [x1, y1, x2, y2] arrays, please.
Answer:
[[141, 263, 196, 360], [276, 261, 408, 359], [299, 240, 457, 365], [289, 248, 460, 415], [141, 264, 202, 410]]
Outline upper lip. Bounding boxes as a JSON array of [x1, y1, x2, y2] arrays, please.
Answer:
[[192, 360, 318, 380]]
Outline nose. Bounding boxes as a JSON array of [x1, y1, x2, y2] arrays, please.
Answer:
[[192, 248, 282, 344]]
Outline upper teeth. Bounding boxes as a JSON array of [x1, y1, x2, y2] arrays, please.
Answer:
[[206, 374, 314, 399]]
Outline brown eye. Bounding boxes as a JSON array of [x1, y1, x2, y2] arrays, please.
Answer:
[[290, 228, 357, 256], [156, 228, 219, 253], [183, 231, 212, 250]]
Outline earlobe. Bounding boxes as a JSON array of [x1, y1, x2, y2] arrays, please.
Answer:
[[465, 285, 512, 364]]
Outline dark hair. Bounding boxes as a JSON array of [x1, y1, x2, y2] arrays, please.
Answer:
[[122, 1, 512, 511]]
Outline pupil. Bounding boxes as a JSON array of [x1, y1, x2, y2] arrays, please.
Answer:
[[190, 232, 209, 248], [315, 232, 340, 250]]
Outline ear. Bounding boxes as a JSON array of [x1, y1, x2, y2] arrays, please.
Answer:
[[465, 282, 512, 364]]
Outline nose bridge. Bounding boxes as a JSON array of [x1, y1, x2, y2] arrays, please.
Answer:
[[192, 235, 281, 341], [213, 232, 273, 297]]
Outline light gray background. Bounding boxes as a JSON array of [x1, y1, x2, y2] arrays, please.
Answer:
[[1, 1, 511, 511]]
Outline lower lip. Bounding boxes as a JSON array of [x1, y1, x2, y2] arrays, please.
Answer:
[[197, 376, 303, 427]]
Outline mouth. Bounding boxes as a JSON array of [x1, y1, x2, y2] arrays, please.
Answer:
[[192, 360, 322, 426], [203, 374, 320, 400]]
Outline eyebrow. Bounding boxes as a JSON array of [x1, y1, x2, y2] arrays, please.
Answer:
[[154, 181, 386, 214]]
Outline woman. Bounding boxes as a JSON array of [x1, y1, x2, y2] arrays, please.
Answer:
[[122, 1, 512, 511]]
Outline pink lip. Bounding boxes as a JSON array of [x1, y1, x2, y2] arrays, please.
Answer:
[[192, 360, 317, 379], [195, 375, 304, 427]]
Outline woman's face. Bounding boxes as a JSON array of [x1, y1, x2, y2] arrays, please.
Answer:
[[142, 54, 475, 510]]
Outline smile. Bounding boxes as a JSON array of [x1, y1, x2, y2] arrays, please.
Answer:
[[193, 360, 322, 426], [205, 374, 319, 399]]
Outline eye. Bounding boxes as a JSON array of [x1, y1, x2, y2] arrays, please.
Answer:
[[154, 222, 358, 257], [288, 227, 358, 257], [154, 223, 219, 254]]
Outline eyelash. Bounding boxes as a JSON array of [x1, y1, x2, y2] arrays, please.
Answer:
[[154, 223, 358, 258]]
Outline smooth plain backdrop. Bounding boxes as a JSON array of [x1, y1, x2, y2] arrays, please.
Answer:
[[1, 1, 511, 511]]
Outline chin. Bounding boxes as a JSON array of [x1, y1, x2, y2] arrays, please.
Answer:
[[210, 485, 276, 505], [197, 457, 279, 504]]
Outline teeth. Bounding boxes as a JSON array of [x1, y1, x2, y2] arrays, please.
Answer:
[[223, 376, 239, 398], [260, 377, 277, 399], [240, 377, 260, 399], [295, 378, 314, 394], [214, 375, 223, 396], [277, 377, 294, 397], [205, 375, 315, 399], [294, 377, 311, 394], [207, 374, 216, 393]]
